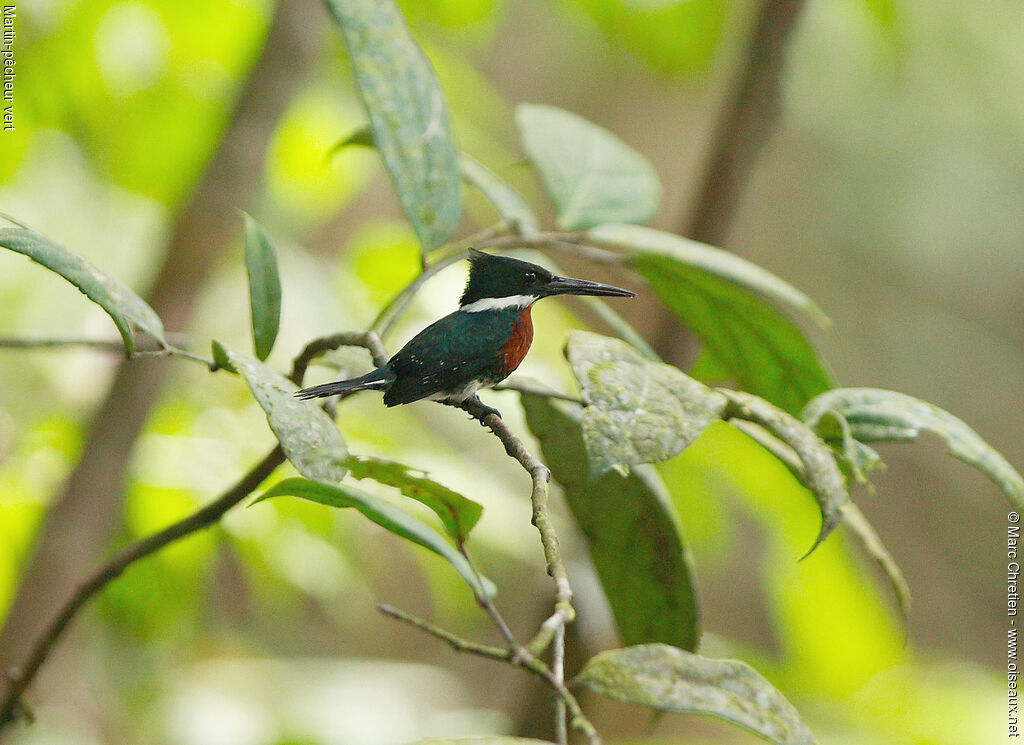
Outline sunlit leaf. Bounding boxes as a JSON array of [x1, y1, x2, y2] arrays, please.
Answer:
[[326, 125, 376, 159], [522, 395, 699, 650], [574, 644, 816, 745], [723, 390, 849, 556], [214, 342, 348, 482], [324, 0, 461, 251], [569, 0, 727, 74], [460, 154, 539, 235], [345, 454, 483, 543], [0, 227, 166, 356], [242, 214, 282, 361], [254, 477, 494, 597], [802, 388, 1024, 507], [516, 104, 661, 230], [728, 419, 910, 619], [566, 331, 726, 477]]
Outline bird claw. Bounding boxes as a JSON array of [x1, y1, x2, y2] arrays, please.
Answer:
[[459, 397, 501, 424]]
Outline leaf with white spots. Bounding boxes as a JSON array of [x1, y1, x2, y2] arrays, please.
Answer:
[[574, 644, 816, 745], [522, 395, 700, 650], [590, 223, 832, 414], [566, 331, 727, 477], [723, 389, 849, 556], [215, 342, 348, 483], [0, 227, 166, 356], [324, 0, 461, 251], [802, 388, 1024, 508]]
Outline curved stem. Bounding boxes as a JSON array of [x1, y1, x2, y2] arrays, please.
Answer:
[[0, 333, 371, 730], [0, 445, 286, 727]]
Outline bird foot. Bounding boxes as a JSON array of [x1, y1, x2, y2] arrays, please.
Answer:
[[459, 396, 501, 424]]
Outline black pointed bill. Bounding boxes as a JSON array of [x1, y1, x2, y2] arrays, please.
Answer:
[[543, 275, 635, 298]]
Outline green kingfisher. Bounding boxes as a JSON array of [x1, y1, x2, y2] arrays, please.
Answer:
[[296, 250, 634, 417]]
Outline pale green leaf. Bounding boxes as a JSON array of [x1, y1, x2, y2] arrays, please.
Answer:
[[345, 454, 483, 543], [516, 104, 661, 230], [522, 394, 699, 650], [574, 644, 816, 745], [566, 331, 727, 476], [324, 0, 461, 251], [460, 154, 539, 235], [0, 227, 166, 356], [215, 342, 348, 482], [254, 477, 494, 597], [841, 501, 911, 621], [802, 387, 1024, 507], [723, 389, 849, 556], [591, 223, 829, 326], [242, 214, 282, 361], [597, 223, 832, 414]]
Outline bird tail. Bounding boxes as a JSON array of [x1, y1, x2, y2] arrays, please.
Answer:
[[295, 366, 395, 400]]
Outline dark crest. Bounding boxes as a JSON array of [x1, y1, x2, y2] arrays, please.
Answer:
[[460, 250, 552, 306]]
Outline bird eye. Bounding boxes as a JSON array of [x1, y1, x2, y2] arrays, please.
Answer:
[[524, 271, 537, 283]]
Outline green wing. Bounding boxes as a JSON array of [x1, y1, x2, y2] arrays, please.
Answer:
[[384, 310, 518, 406]]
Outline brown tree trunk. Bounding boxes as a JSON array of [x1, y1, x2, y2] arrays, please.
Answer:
[[654, 0, 808, 365]]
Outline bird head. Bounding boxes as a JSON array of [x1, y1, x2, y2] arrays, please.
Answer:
[[459, 250, 634, 310]]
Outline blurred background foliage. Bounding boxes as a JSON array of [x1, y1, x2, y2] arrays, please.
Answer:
[[0, 0, 1020, 742]]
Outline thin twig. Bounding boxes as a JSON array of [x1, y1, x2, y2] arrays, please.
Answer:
[[379, 604, 599, 745], [493, 379, 585, 405], [0, 445, 286, 726], [553, 624, 568, 745], [0, 333, 363, 729]]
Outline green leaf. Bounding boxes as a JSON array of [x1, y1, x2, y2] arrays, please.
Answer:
[[570, 0, 727, 74], [574, 644, 816, 745], [326, 125, 376, 159], [728, 419, 910, 620], [242, 214, 282, 361], [566, 331, 727, 477], [723, 390, 849, 556], [460, 154, 539, 235], [215, 342, 348, 482], [255, 477, 494, 597], [632, 255, 830, 415], [591, 223, 831, 415], [592, 224, 829, 327], [802, 387, 1024, 507], [516, 104, 661, 230], [345, 455, 483, 544], [0, 227, 166, 356], [841, 501, 912, 621], [324, 0, 461, 251], [522, 395, 699, 651]]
